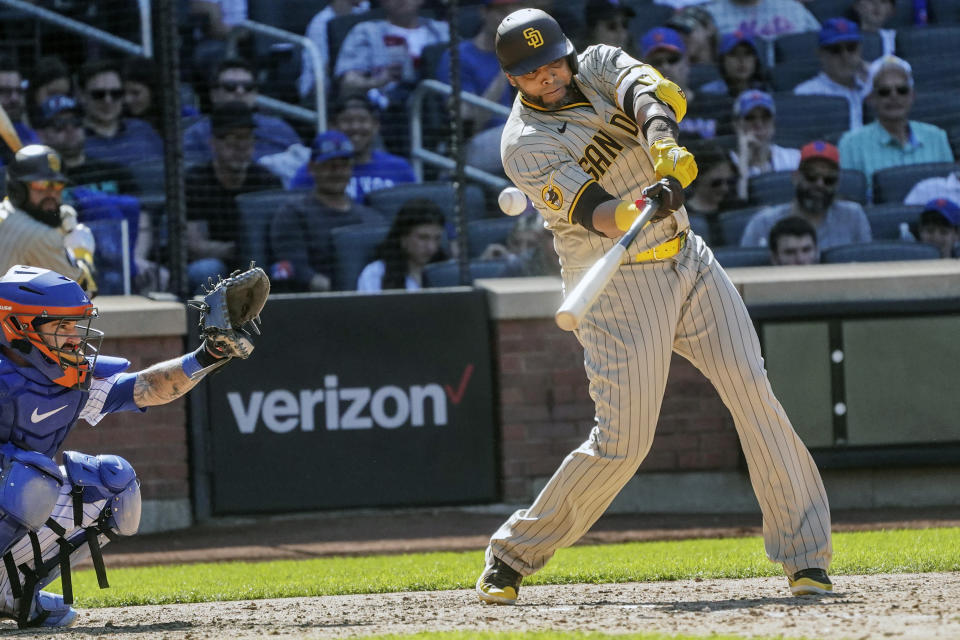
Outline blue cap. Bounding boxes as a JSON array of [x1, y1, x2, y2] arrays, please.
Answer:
[[923, 198, 960, 226], [718, 30, 759, 56], [310, 130, 354, 164], [819, 18, 861, 46], [734, 89, 775, 117], [36, 94, 81, 127], [641, 27, 686, 58]]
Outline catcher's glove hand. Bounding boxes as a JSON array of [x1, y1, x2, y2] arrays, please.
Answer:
[[191, 264, 270, 359]]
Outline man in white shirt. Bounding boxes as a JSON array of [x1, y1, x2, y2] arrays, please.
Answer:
[[298, 0, 371, 98], [794, 18, 870, 130], [904, 171, 960, 206], [731, 89, 801, 178]]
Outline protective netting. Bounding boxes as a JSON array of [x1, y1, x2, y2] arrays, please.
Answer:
[[0, 0, 957, 295]]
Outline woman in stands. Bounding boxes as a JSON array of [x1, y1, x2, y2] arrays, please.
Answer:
[[357, 198, 448, 292]]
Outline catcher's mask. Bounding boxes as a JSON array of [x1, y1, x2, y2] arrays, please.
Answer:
[[495, 8, 579, 77], [0, 265, 102, 389], [5, 145, 70, 226]]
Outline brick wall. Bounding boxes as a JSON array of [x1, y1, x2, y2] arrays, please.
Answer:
[[59, 335, 189, 502], [495, 318, 742, 502]]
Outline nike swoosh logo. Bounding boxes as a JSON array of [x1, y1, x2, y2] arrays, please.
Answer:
[[558, 122, 567, 134], [31, 405, 68, 423], [668, 147, 682, 170]]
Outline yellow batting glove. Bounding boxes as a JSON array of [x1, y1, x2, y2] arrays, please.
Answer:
[[650, 138, 698, 189]]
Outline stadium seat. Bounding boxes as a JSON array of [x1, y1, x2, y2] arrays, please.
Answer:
[[895, 25, 960, 59], [864, 203, 926, 240], [466, 217, 517, 258], [930, 0, 960, 24], [749, 169, 867, 206], [770, 60, 820, 93], [365, 182, 488, 223], [712, 245, 771, 267], [820, 240, 942, 263], [714, 206, 765, 247], [772, 93, 850, 148], [235, 189, 309, 269], [127, 158, 166, 196], [871, 162, 958, 203], [330, 223, 391, 291], [687, 214, 712, 244], [905, 89, 960, 131], [422, 258, 510, 287]]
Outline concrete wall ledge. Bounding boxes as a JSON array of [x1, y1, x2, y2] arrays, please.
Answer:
[[94, 295, 187, 338], [477, 261, 960, 320]]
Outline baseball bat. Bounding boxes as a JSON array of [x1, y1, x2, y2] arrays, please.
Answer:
[[0, 101, 22, 154], [555, 197, 662, 332]]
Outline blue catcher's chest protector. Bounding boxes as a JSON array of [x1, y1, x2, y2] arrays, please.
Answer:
[[0, 359, 87, 458]]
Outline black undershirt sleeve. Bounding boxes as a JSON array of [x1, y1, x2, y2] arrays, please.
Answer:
[[570, 182, 618, 235]]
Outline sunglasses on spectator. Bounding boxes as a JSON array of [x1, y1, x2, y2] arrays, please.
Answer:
[[875, 85, 910, 97], [89, 88, 124, 101], [650, 54, 682, 66], [802, 171, 838, 186], [0, 86, 25, 97], [743, 112, 773, 123], [29, 180, 65, 192], [709, 177, 737, 189], [218, 81, 258, 93], [47, 117, 83, 132], [824, 42, 859, 55]]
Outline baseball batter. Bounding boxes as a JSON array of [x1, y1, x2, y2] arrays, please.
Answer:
[[476, 8, 833, 604]]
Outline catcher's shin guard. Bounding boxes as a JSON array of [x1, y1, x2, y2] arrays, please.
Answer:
[[4, 452, 140, 628], [0, 445, 63, 557]]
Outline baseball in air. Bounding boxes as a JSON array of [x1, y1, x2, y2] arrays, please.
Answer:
[[498, 187, 528, 216]]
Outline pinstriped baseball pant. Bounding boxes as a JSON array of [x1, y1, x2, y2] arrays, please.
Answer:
[[488, 232, 832, 577]]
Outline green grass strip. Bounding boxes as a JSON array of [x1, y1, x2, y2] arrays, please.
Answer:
[[52, 526, 960, 608], [363, 632, 816, 640]]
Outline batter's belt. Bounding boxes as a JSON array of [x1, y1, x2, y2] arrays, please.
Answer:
[[629, 230, 688, 263]]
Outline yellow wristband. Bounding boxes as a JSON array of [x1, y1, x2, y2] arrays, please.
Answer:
[[73, 248, 94, 266], [614, 200, 639, 232]]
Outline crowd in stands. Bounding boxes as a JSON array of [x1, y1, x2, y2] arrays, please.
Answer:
[[1, 0, 959, 295]]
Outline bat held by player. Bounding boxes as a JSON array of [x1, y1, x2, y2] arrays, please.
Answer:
[[554, 196, 662, 332]]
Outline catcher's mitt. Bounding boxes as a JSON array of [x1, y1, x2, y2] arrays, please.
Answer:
[[192, 264, 270, 359]]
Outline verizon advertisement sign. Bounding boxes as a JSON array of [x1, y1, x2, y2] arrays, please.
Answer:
[[194, 291, 497, 515]]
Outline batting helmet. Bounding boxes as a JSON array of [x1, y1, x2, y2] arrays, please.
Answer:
[[5, 144, 69, 213], [495, 9, 578, 77]]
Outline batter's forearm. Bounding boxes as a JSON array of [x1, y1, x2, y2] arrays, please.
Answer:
[[133, 358, 202, 407], [634, 95, 680, 144]]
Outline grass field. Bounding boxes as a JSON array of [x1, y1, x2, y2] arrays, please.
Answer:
[[60, 526, 960, 608]]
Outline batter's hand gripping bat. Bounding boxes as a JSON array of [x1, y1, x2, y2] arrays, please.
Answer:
[[0, 101, 23, 154], [555, 196, 662, 332]]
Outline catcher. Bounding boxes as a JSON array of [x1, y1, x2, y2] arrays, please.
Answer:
[[0, 263, 268, 628]]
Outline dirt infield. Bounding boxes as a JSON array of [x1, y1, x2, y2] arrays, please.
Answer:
[[2, 506, 958, 639]]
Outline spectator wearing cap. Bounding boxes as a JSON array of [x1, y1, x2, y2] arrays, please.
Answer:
[[700, 30, 771, 97], [794, 18, 871, 130], [642, 27, 725, 140], [78, 59, 164, 166], [183, 57, 301, 165], [435, 0, 523, 134], [269, 130, 384, 292], [703, 0, 819, 40], [916, 198, 960, 258], [730, 90, 800, 178], [298, 0, 371, 99], [768, 215, 819, 265], [741, 140, 872, 248], [584, 0, 637, 55], [185, 101, 282, 293], [665, 6, 717, 65], [0, 54, 40, 161], [682, 141, 746, 243], [289, 93, 416, 202], [35, 94, 138, 197], [838, 55, 953, 199]]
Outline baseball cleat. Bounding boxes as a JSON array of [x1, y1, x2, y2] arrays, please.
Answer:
[[789, 568, 833, 595], [476, 556, 523, 605]]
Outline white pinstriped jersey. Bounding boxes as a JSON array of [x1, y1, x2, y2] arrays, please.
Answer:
[[501, 44, 690, 270], [0, 199, 85, 283], [80, 372, 124, 425]]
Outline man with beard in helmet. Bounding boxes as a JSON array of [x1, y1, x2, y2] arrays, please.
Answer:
[[476, 8, 834, 606], [740, 140, 872, 248], [0, 145, 98, 296], [0, 264, 262, 628]]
